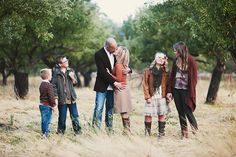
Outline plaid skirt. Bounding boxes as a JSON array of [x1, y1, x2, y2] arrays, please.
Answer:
[[144, 92, 170, 116]]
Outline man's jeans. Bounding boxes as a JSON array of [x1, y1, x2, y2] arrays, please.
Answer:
[[57, 103, 81, 134], [92, 90, 114, 129], [39, 105, 52, 137]]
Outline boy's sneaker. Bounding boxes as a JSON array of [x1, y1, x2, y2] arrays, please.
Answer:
[[56, 129, 65, 135], [74, 129, 82, 135], [42, 134, 48, 139]]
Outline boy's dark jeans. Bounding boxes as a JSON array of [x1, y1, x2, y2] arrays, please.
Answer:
[[57, 103, 81, 134], [39, 105, 52, 137], [173, 88, 198, 130]]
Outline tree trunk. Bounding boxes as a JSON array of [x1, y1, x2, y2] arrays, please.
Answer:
[[0, 60, 8, 85], [2, 73, 7, 85], [206, 57, 225, 104], [3, 71, 12, 86], [83, 72, 92, 87], [229, 47, 236, 64], [75, 71, 82, 87], [14, 72, 29, 99]]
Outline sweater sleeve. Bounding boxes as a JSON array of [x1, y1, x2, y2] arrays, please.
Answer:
[[188, 56, 198, 99], [191, 57, 198, 87], [167, 59, 176, 93]]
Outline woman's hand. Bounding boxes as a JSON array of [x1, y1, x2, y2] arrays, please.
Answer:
[[122, 67, 132, 75], [166, 93, 172, 103], [146, 98, 151, 104]]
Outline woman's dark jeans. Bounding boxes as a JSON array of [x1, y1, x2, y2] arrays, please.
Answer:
[[173, 88, 198, 130]]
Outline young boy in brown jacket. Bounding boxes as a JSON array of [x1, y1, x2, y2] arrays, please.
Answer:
[[39, 68, 56, 138]]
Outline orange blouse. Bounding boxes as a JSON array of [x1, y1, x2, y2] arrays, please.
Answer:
[[112, 64, 127, 84]]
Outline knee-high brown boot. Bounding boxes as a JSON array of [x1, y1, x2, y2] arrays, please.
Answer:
[[158, 121, 166, 138], [144, 121, 152, 136], [122, 118, 131, 135]]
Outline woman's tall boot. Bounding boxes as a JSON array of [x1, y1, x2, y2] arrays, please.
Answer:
[[122, 118, 131, 135]]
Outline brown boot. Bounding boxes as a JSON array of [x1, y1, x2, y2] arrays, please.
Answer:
[[122, 118, 131, 135], [158, 121, 166, 138], [181, 128, 188, 139], [144, 121, 152, 136]]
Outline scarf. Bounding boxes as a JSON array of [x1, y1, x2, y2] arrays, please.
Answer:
[[152, 66, 162, 92]]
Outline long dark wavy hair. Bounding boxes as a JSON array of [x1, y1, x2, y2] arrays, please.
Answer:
[[173, 41, 189, 70]]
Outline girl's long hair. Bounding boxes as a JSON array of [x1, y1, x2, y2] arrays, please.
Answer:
[[173, 41, 189, 70]]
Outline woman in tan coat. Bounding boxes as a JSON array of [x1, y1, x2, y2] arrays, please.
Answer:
[[143, 52, 170, 138], [108, 46, 133, 134]]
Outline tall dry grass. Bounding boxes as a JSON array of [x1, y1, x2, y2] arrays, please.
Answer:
[[0, 76, 236, 157]]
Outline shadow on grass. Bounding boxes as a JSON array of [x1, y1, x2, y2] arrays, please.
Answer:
[[0, 123, 18, 131]]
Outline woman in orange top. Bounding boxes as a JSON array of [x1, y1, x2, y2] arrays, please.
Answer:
[[108, 46, 133, 134]]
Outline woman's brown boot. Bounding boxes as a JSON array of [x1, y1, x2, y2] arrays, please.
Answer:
[[122, 118, 131, 135], [181, 128, 188, 139]]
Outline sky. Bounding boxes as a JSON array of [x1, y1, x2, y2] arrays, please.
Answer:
[[92, 0, 162, 24]]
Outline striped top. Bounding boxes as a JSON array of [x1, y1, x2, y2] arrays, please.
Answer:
[[174, 67, 188, 90]]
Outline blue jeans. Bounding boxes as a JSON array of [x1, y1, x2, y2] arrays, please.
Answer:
[[92, 90, 114, 129], [57, 102, 81, 134], [39, 105, 52, 137]]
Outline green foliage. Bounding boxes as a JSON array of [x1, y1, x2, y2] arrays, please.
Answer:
[[0, 0, 115, 78], [186, 0, 236, 49], [119, 0, 236, 72], [1, 0, 235, 84], [0, 0, 72, 43], [0, 0, 74, 74]]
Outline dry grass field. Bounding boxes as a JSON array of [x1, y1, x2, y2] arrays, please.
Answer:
[[0, 75, 236, 157]]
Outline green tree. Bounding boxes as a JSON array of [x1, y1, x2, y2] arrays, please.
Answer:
[[119, 0, 235, 103], [184, 0, 236, 103], [0, 0, 74, 97]]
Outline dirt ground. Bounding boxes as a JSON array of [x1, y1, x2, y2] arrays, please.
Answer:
[[0, 76, 236, 157]]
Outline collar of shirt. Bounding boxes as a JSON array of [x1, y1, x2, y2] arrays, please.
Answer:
[[42, 80, 50, 83], [104, 47, 114, 70]]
